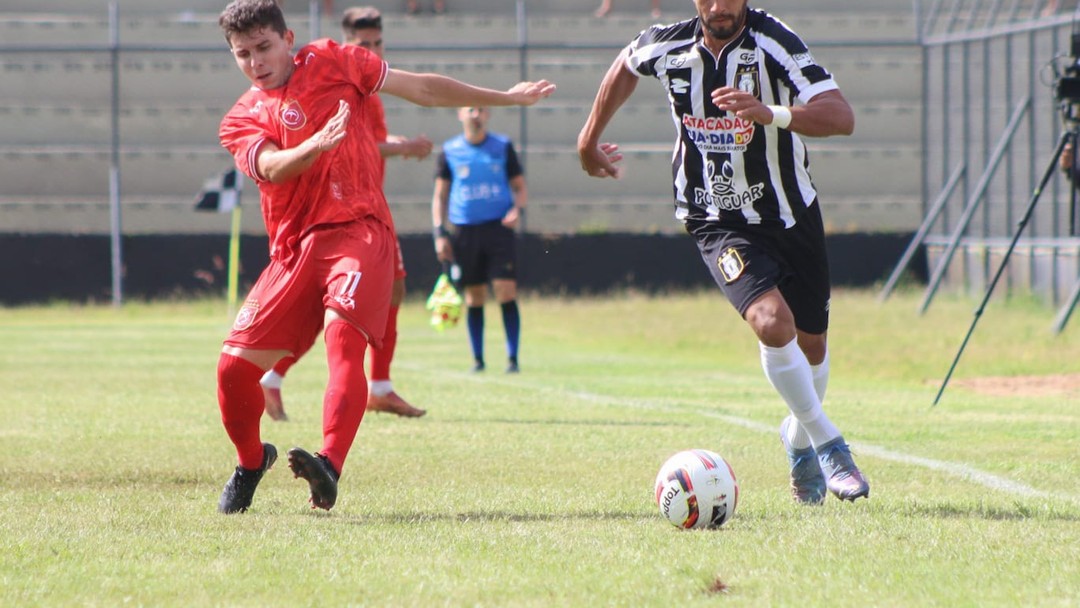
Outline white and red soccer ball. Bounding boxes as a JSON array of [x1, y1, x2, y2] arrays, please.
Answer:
[[654, 449, 739, 529]]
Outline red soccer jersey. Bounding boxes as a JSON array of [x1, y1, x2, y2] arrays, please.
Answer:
[[366, 92, 388, 182], [220, 39, 392, 264]]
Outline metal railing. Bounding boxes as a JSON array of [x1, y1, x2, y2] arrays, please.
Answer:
[[892, 0, 1080, 317]]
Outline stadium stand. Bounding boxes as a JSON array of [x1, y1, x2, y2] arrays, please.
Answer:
[[0, 1, 919, 235]]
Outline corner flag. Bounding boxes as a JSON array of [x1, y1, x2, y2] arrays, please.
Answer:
[[195, 168, 242, 213], [194, 168, 245, 315]]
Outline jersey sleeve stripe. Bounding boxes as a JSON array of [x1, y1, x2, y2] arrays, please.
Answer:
[[374, 60, 389, 93], [248, 137, 268, 182]]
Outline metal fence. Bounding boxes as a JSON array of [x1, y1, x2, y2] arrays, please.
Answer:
[[2, 1, 923, 305], [900, 0, 1080, 324]]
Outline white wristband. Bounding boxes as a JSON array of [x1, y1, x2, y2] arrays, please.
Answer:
[[767, 105, 792, 129]]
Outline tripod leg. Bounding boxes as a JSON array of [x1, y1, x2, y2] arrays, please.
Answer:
[[1071, 129, 1079, 236], [933, 130, 1072, 406]]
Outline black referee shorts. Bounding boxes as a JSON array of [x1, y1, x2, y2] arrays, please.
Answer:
[[690, 203, 830, 335], [451, 220, 517, 286]]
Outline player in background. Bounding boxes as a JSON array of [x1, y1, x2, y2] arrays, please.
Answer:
[[215, 0, 554, 514], [432, 106, 528, 373], [259, 6, 432, 421], [577, 0, 869, 504]]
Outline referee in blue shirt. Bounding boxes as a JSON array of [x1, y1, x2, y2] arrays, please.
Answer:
[[432, 107, 528, 373]]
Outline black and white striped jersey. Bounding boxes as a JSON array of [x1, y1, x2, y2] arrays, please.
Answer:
[[624, 8, 839, 230]]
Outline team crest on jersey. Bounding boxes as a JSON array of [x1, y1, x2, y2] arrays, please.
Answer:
[[693, 159, 765, 212], [682, 115, 755, 154], [233, 299, 260, 331], [717, 247, 745, 283], [280, 98, 307, 130], [734, 64, 759, 97]]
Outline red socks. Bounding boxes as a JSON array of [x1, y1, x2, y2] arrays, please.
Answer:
[[367, 304, 398, 381], [272, 354, 297, 377], [217, 353, 267, 469], [320, 320, 370, 474]]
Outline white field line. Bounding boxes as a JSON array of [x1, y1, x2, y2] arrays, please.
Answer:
[[425, 368, 1080, 505]]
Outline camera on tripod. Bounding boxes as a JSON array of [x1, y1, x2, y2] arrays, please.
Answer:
[[1057, 33, 1080, 121]]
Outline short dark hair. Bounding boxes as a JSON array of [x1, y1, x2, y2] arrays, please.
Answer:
[[219, 0, 288, 44], [341, 6, 382, 33]]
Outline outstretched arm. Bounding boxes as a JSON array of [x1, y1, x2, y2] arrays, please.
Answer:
[[381, 69, 555, 108], [379, 134, 434, 160], [711, 88, 855, 137], [577, 49, 638, 178]]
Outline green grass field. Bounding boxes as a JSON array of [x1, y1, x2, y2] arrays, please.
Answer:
[[1, 288, 1078, 606]]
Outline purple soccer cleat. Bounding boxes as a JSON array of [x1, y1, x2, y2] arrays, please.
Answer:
[[779, 416, 826, 505], [817, 438, 870, 502]]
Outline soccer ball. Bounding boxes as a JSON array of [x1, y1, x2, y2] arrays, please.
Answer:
[[654, 449, 739, 529]]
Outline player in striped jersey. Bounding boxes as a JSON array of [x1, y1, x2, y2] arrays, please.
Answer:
[[578, 0, 869, 503]]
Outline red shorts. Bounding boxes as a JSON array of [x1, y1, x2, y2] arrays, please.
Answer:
[[224, 218, 396, 354]]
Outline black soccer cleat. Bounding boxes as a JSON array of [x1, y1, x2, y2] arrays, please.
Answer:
[[287, 447, 339, 511], [218, 443, 277, 514]]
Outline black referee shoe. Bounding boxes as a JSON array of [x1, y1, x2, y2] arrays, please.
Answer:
[[218, 443, 277, 514], [287, 447, 339, 511]]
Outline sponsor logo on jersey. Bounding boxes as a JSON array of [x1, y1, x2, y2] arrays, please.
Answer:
[[233, 300, 260, 331], [693, 159, 766, 213], [669, 77, 690, 95], [736, 49, 757, 64], [717, 247, 745, 283], [682, 115, 755, 153], [665, 51, 695, 69], [280, 98, 307, 130], [792, 51, 815, 69]]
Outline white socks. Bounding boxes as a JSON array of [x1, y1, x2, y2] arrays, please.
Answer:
[[369, 380, 393, 397], [760, 338, 840, 450], [260, 369, 283, 389], [783, 350, 830, 450]]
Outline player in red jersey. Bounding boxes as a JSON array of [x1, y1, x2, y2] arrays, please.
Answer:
[[259, 6, 432, 421], [215, 0, 554, 514]]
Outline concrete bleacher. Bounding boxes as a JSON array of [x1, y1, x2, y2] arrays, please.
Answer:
[[0, 3, 921, 235]]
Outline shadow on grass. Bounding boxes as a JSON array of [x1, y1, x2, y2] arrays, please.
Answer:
[[436, 417, 693, 428], [901, 500, 1080, 522], [329, 510, 652, 525]]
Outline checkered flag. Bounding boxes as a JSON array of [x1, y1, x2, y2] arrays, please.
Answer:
[[194, 168, 243, 213]]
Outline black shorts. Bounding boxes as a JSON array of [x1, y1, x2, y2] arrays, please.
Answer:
[[690, 203, 830, 334], [452, 220, 517, 286]]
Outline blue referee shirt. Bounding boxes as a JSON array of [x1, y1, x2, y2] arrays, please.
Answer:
[[436, 133, 523, 226]]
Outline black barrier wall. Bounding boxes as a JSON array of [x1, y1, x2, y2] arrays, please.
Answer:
[[0, 233, 926, 305]]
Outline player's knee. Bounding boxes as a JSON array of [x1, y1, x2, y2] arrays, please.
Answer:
[[745, 303, 794, 346]]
